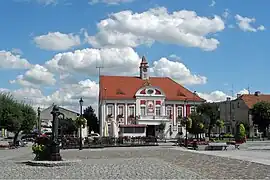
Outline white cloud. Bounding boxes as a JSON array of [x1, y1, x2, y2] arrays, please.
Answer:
[[150, 57, 207, 85], [235, 14, 265, 32], [43, 47, 207, 85], [11, 48, 23, 55], [257, 25, 266, 31], [197, 89, 249, 102], [45, 47, 141, 76], [2, 79, 99, 112], [209, 0, 216, 7], [10, 65, 56, 87], [0, 50, 31, 69], [87, 7, 225, 51], [89, 0, 134, 5], [34, 32, 81, 51]]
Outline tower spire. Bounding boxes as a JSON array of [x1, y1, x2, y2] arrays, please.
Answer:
[[139, 56, 149, 80]]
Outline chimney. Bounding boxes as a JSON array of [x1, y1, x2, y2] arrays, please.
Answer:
[[254, 91, 261, 96], [226, 97, 231, 101], [237, 94, 241, 98]]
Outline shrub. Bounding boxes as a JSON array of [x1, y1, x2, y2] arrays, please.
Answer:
[[223, 133, 234, 138]]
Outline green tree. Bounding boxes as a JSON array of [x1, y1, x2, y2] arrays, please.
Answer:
[[0, 93, 36, 144], [196, 103, 220, 138], [239, 123, 246, 139], [188, 112, 205, 140], [251, 101, 270, 137], [83, 106, 99, 133], [59, 118, 77, 135], [216, 119, 224, 139]]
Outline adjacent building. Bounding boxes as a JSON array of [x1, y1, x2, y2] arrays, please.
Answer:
[[99, 56, 205, 138], [40, 105, 88, 138], [218, 91, 270, 137]]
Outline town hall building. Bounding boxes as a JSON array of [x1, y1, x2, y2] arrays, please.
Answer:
[[99, 56, 205, 138]]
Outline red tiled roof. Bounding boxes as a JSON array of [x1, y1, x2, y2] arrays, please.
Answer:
[[240, 94, 270, 109], [99, 75, 204, 102]]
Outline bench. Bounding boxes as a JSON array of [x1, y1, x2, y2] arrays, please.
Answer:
[[207, 143, 228, 151]]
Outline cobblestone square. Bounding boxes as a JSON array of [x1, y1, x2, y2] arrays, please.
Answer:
[[1, 146, 270, 179]]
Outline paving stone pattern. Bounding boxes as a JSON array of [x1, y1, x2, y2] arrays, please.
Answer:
[[1, 146, 270, 179]]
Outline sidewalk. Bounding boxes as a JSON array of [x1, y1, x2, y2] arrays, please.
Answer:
[[171, 147, 270, 166], [0, 144, 33, 160]]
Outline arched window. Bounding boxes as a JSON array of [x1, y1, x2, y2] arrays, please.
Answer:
[[177, 106, 183, 117], [166, 106, 172, 117]]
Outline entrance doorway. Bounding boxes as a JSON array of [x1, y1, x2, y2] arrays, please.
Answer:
[[146, 125, 156, 137]]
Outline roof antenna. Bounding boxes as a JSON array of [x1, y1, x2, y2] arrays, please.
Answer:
[[247, 84, 251, 94]]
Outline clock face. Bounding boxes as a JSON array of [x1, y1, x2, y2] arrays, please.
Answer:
[[143, 68, 147, 72]]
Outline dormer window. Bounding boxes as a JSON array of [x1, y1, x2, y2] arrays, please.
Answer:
[[147, 89, 154, 95]]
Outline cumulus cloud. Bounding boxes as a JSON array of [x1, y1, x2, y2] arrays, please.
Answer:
[[34, 32, 81, 51], [43, 47, 207, 85], [86, 7, 225, 51], [197, 89, 249, 102], [150, 57, 207, 85], [2, 79, 99, 112], [44, 47, 141, 76], [235, 14, 265, 32], [10, 65, 56, 87], [0, 50, 31, 69]]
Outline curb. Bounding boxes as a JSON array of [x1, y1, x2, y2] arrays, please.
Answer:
[[22, 159, 81, 167]]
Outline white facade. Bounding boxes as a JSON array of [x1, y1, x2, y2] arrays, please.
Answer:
[[99, 56, 203, 139], [99, 86, 202, 139]]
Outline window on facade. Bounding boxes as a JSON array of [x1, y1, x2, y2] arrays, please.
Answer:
[[226, 126, 231, 133], [155, 106, 161, 116], [140, 106, 146, 116], [166, 106, 172, 117], [118, 106, 124, 115], [107, 105, 113, 115], [177, 106, 183, 117], [128, 106, 135, 116], [178, 125, 182, 133], [237, 102, 240, 108], [190, 106, 196, 113]]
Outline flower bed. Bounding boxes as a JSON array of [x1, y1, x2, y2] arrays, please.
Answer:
[[32, 136, 51, 161], [0, 144, 10, 149]]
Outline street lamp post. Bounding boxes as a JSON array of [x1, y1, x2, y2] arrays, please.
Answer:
[[184, 99, 188, 147], [50, 105, 62, 161], [79, 97, 84, 150], [37, 107, 41, 135]]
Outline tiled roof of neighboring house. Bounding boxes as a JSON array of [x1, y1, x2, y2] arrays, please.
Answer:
[[99, 75, 205, 102], [240, 94, 270, 109]]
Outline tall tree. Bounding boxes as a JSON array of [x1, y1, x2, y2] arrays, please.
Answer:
[[59, 118, 77, 135], [188, 112, 205, 139], [251, 101, 270, 137], [196, 103, 220, 138], [0, 93, 36, 144], [83, 106, 99, 133], [216, 119, 224, 139]]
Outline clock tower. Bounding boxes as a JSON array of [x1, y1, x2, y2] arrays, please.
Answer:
[[139, 56, 149, 80]]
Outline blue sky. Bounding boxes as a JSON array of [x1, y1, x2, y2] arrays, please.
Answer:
[[0, 0, 268, 108]]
